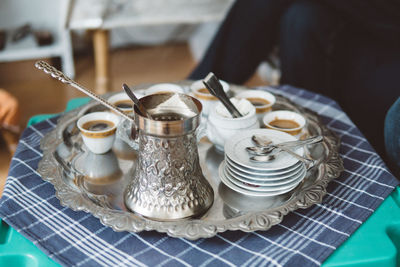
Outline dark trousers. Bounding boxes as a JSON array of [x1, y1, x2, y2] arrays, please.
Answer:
[[189, 0, 294, 83], [189, 0, 400, 161], [385, 97, 400, 177]]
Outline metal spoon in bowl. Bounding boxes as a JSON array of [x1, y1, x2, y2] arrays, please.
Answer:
[[202, 72, 243, 118], [122, 83, 153, 119], [34, 61, 134, 123]]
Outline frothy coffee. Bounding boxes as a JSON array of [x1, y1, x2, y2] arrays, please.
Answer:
[[82, 120, 115, 131], [246, 97, 271, 107], [114, 100, 133, 109], [197, 88, 210, 94], [269, 119, 300, 129]]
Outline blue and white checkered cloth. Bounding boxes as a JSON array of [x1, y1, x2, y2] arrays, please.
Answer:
[[0, 86, 398, 267]]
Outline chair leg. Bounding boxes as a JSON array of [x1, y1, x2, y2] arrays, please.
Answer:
[[93, 29, 110, 94], [61, 30, 75, 79]]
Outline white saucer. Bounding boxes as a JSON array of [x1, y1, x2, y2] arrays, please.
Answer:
[[225, 156, 302, 178], [226, 162, 306, 184], [225, 129, 304, 171], [218, 162, 302, 197], [223, 162, 306, 191]]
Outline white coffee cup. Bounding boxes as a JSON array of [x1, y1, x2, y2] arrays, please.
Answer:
[[108, 92, 143, 115], [77, 112, 121, 154], [263, 110, 306, 136], [236, 90, 276, 122], [190, 79, 230, 117], [207, 98, 259, 152]]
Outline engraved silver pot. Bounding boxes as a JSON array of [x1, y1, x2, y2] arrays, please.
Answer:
[[122, 93, 214, 220]]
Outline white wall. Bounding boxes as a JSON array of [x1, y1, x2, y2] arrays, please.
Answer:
[[0, 0, 63, 32]]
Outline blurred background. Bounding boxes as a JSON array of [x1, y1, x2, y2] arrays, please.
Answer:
[[0, 0, 282, 192]]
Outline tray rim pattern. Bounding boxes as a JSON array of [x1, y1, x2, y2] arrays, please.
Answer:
[[37, 87, 344, 240]]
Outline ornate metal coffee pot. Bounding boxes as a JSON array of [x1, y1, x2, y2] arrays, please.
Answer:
[[120, 93, 214, 220]]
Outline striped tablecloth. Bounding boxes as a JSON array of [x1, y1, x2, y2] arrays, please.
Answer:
[[0, 85, 398, 266]]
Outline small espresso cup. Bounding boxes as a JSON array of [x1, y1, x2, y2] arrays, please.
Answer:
[[263, 110, 306, 136], [236, 90, 275, 122], [77, 112, 121, 154], [145, 83, 184, 95], [190, 79, 230, 117], [108, 92, 143, 115]]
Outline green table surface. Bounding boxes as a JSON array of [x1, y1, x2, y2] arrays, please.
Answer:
[[1, 97, 399, 267]]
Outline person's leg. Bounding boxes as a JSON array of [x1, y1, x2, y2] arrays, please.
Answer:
[[385, 97, 400, 177], [189, 0, 294, 84], [279, 0, 400, 158], [335, 29, 400, 157], [279, 0, 345, 99]]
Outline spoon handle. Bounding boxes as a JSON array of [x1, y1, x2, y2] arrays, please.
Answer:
[[276, 136, 323, 149], [203, 72, 243, 118], [251, 135, 323, 151], [122, 83, 152, 119], [35, 61, 134, 123], [250, 148, 315, 169]]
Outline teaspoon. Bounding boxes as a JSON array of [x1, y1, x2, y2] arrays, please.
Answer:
[[250, 143, 316, 169], [202, 72, 243, 118], [247, 135, 323, 155], [122, 83, 153, 119]]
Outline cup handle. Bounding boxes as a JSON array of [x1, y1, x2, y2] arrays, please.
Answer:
[[116, 118, 139, 150], [196, 121, 207, 143], [205, 119, 224, 149]]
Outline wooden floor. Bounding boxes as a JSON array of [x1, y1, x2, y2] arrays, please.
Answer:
[[0, 42, 267, 195]]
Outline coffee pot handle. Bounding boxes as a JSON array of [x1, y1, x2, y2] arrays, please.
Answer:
[[116, 118, 139, 150]]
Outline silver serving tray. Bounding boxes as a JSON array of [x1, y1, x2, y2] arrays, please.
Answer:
[[38, 86, 343, 240]]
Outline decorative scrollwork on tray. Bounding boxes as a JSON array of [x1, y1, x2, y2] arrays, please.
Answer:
[[37, 84, 344, 239]]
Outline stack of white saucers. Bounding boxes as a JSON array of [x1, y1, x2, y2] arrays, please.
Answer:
[[219, 129, 307, 197]]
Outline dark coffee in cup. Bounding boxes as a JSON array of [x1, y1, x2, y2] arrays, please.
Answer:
[[194, 87, 217, 101], [246, 97, 271, 107], [114, 100, 133, 109], [269, 119, 299, 129], [197, 88, 210, 94], [82, 120, 115, 131]]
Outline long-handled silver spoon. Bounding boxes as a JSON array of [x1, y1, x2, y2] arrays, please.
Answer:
[[122, 83, 153, 119], [34, 61, 134, 123]]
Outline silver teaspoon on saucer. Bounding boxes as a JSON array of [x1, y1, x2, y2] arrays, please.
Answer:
[[247, 135, 323, 155], [249, 145, 315, 169], [248, 134, 321, 169]]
